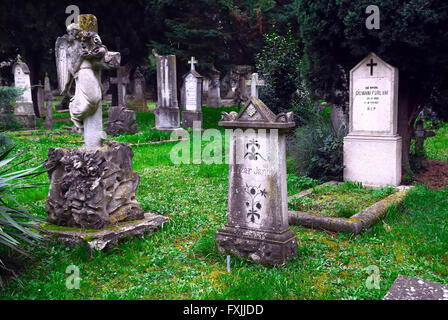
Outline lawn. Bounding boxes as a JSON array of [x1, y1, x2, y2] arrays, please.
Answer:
[[288, 182, 397, 218], [0, 106, 447, 299]]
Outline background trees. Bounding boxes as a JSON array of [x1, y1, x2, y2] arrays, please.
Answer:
[[296, 0, 448, 172]]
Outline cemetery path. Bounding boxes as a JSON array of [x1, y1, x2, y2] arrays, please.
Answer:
[[414, 159, 448, 190]]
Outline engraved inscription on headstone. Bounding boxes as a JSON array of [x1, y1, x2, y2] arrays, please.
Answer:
[[215, 97, 297, 265], [185, 74, 197, 111], [12, 57, 36, 128], [344, 53, 402, 186], [181, 57, 203, 129]]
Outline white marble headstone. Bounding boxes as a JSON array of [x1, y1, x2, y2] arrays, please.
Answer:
[[13, 64, 32, 103], [185, 74, 197, 111], [350, 53, 398, 135]]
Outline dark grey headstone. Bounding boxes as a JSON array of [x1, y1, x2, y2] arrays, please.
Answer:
[[384, 275, 448, 300]]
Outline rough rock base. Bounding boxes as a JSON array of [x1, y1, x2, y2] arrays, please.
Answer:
[[215, 226, 297, 265], [44, 141, 144, 229], [14, 102, 36, 129], [41, 212, 168, 251], [105, 107, 138, 136]]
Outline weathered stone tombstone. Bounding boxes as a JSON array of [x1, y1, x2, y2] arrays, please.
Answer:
[[36, 81, 46, 118], [413, 119, 435, 168], [154, 54, 180, 131], [344, 53, 402, 186], [202, 78, 209, 102], [12, 56, 36, 128], [106, 65, 139, 135], [45, 14, 168, 250], [215, 97, 297, 265], [181, 57, 203, 129], [384, 275, 448, 300], [245, 73, 265, 99], [110, 66, 129, 108], [206, 68, 221, 108], [129, 67, 148, 112], [43, 73, 53, 130]]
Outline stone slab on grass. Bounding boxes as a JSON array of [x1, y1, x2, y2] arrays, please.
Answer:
[[384, 275, 448, 300], [288, 183, 411, 234], [41, 212, 168, 251]]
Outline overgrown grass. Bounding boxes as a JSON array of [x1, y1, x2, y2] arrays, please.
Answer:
[[289, 182, 397, 218], [0, 109, 447, 300]]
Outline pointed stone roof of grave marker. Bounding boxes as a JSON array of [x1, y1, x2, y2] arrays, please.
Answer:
[[12, 60, 30, 74], [351, 52, 397, 76], [219, 96, 295, 129]]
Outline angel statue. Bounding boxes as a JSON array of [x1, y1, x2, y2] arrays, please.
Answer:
[[55, 14, 120, 149]]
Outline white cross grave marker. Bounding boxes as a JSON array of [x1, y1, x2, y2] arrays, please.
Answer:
[[245, 73, 265, 98], [189, 56, 198, 71]]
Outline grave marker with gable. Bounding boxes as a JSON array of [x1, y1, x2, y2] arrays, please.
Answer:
[[344, 53, 402, 186], [12, 56, 36, 128], [181, 57, 203, 129], [216, 97, 297, 265]]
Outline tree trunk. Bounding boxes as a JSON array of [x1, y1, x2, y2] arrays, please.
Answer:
[[397, 78, 421, 183]]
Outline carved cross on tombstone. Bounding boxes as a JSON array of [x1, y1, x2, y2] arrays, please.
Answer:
[[366, 59, 377, 76], [110, 66, 129, 108], [189, 56, 198, 71], [245, 73, 265, 98]]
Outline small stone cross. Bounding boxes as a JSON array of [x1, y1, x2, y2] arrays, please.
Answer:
[[245, 73, 265, 98], [189, 56, 198, 71], [110, 66, 130, 108], [366, 59, 377, 76]]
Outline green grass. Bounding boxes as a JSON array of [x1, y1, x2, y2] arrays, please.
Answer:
[[424, 121, 448, 161], [0, 110, 447, 300], [288, 182, 397, 218]]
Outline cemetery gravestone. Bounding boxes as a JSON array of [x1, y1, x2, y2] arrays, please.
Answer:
[[44, 73, 53, 130], [36, 81, 46, 117], [245, 73, 265, 99], [154, 54, 180, 130], [106, 65, 139, 135], [110, 66, 130, 108], [206, 68, 221, 108], [130, 67, 148, 112], [215, 97, 297, 265], [12, 56, 36, 128], [344, 53, 402, 186], [181, 57, 203, 129]]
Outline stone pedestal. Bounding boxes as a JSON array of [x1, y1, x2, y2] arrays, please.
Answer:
[[182, 111, 202, 129], [14, 102, 36, 129], [216, 97, 297, 265], [44, 141, 145, 229], [344, 134, 402, 186], [105, 106, 138, 136], [343, 53, 402, 187]]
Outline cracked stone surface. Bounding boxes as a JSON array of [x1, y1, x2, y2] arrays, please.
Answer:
[[384, 275, 448, 300], [44, 141, 144, 229]]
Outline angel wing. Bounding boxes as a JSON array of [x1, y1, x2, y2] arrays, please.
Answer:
[[55, 35, 72, 94]]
